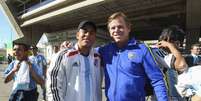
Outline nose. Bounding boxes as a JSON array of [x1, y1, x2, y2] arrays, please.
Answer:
[[84, 32, 90, 36], [114, 27, 119, 32]]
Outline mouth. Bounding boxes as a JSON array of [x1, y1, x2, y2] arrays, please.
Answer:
[[114, 35, 121, 39], [113, 32, 122, 36], [82, 39, 91, 43]]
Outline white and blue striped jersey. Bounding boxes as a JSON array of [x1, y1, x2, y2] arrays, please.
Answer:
[[46, 44, 102, 101]]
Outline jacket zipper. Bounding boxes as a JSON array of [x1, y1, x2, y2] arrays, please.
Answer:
[[113, 51, 121, 101]]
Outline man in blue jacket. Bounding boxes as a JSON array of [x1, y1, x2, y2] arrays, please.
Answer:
[[98, 12, 168, 101]]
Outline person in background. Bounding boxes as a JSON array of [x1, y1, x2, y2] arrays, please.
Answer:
[[29, 45, 47, 101], [4, 42, 44, 101], [150, 25, 188, 101], [185, 43, 201, 67], [53, 45, 59, 54], [47, 45, 60, 65], [98, 12, 168, 101], [7, 53, 13, 64], [46, 20, 102, 101]]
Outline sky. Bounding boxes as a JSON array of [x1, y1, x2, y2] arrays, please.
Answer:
[[0, 5, 15, 48]]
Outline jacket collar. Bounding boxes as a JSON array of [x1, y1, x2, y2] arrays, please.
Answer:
[[127, 38, 137, 46], [113, 38, 137, 51], [74, 43, 94, 57]]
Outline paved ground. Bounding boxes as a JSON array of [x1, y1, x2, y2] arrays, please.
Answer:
[[0, 64, 13, 101]]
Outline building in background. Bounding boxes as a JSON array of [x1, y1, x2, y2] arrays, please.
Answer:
[[0, 0, 201, 50], [0, 48, 6, 63]]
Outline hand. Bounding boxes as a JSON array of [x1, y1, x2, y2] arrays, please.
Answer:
[[12, 62, 21, 72], [25, 60, 32, 66], [60, 41, 72, 50], [157, 41, 175, 49], [25, 60, 33, 70]]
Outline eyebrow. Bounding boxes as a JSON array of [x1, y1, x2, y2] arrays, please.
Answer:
[[13, 48, 19, 51]]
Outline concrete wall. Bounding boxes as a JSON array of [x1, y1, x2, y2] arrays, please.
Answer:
[[186, 0, 201, 49]]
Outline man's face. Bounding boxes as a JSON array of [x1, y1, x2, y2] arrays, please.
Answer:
[[76, 26, 96, 49], [108, 16, 130, 44], [191, 46, 200, 55], [13, 45, 27, 61]]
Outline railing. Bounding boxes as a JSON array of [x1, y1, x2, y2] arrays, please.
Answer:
[[18, 0, 55, 16]]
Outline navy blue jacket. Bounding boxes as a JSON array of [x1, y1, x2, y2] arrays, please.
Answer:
[[98, 38, 168, 101]]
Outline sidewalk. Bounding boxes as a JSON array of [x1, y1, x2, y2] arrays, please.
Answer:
[[0, 64, 12, 101]]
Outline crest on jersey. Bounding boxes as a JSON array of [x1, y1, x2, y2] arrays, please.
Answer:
[[128, 52, 135, 60], [72, 61, 80, 67]]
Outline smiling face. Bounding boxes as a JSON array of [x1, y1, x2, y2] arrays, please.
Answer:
[[13, 44, 27, 61], [108, 15, 131, 48], [76, 25, 96, 49]]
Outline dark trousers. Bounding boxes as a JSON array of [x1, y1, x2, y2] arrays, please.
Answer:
[[9, 88, 39, 101]]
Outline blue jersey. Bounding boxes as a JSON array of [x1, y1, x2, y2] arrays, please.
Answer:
[[98, 38, 168, 101], [29, 54, 47, 75]]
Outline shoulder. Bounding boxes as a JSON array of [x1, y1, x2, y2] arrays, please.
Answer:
[[185, 55, 193, 59], [66, 50, 79, 57], [98, 43, 114, 53], [37, 54, 45, 59], [55, 48, 79, 59], [7, 61, 16, 68], [135, 42, 149, 53], [137, 42, 147, 49], [29, 56, 34, 59], [4, 61, 17, 73]]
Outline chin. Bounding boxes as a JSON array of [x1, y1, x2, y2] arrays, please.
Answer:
[[81, 43, 91, 47], [114, 39, 121, 42]]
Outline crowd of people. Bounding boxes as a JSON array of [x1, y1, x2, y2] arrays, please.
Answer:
[[3, 12, 201, 101]]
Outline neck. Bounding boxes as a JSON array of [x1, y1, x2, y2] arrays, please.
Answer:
[[19, 57, 27, 62], [116, 40, 128, 48], [78, 46, 91, 56], [191, 53, 198, 56]]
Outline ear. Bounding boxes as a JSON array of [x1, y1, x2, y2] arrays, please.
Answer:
[[76, 32, 79, 40]]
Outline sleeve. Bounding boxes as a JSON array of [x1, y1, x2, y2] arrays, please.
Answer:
[[175, 71, 193, 97], [4, 62, 15, 78], [142, 46, 168, 101], [46, 51, 66, 101]]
